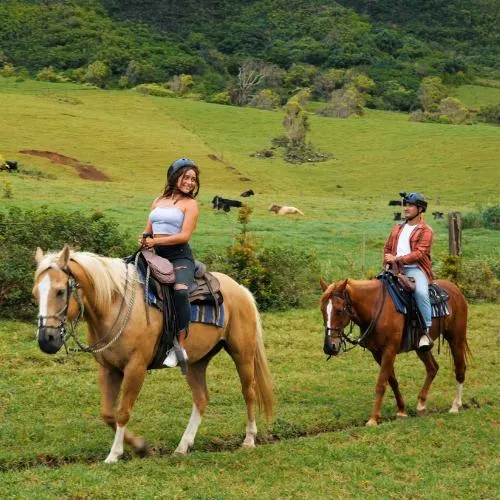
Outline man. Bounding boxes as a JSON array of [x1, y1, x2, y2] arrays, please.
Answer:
[[384, 192, 434, 351]]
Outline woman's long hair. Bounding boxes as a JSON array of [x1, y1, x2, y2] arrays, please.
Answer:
[[162, 165, 200, 199]]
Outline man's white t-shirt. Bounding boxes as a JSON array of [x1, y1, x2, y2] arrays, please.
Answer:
[[396, 223, 418, 257]]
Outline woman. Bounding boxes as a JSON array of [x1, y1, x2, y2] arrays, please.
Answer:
[[383, 192, 434, 352], [140, 158, 200, 370]]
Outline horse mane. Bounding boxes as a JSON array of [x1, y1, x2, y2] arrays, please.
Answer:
[[35, 250, 136, 315]]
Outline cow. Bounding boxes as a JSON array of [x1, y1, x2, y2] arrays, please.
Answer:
[[432, 211, 444, 219], [269, 204, 304, 216], [240, 189, 255, 197], [0, 160, 18, 172], [212, 196, 243, 212], [393, 212, 402, 221], [388, 200, 402, 206]]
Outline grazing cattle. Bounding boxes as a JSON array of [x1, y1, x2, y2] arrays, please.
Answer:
[[432, 211, 444, 220], [393, 212, 402, 221], [269, 204, 304, 216], [388, 200, 402, 206], [241, 189, 255, 197], [212, 195, 243, 212], [0, 160, 18, 172]]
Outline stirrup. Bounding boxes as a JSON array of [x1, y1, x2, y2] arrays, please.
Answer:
[[417, 333, 434, 352], [163, 348, 179, 368]]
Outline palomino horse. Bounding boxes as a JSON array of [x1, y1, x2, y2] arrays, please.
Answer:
[[320, 278, 469, 426], [33, 245, 273, 463]]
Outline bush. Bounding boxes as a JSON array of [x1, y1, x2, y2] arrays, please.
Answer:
[[84, 60, 110, 88], [211, 91, 232, 105], [437, 255, 500, 301], [203, 207, 319, 310], [0, 207, 134, 319], [249, 88, 281, 110], [478, 103, 500, 125], [135, 84, 177, 97], [316, 86, 364, 118], [36, 66, 66, 83], [0, 63, 16, 77], [437, 97, 470, 124], [462, 204, 500, 230]]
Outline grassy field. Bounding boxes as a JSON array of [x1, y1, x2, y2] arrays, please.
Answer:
[[0, 77, 499, 497]]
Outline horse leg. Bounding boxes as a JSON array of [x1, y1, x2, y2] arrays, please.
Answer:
[[174, 358, 210, 455], [104, 359, 147, 464], [99, 366, 148, 457], [447, 335, 467, 414], [367, 349, 397, 426], [371, 351, 407, 418], [415, 350, 439, 415]]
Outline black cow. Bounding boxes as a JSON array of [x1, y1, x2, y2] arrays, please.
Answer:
[[393, 212, 402, 221], [240, 189, 255, 197], [432, 211, 444, 219], [0, 160, 18, 172], [388, 200, 402, 206], [212, 196, 243, 212]]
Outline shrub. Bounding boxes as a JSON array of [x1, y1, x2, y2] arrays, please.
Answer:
[[437, 255, 500, 302], [211, 91, 231, 105], [417, 76, 448, 112], [135, 84, 177, 97], [203, 207, 319, 310], [0, 63, 16, 77], [438, 97, 470, 124], [316, 86, 364, 118], [84, 60, 110, 88], [478, 103, 500, 125], [462, 204, 500, 230], [168, 74, 195, 95], [249, 88, 281, 110], [0, 207, 134, 319], [36, 66, 66, 83]]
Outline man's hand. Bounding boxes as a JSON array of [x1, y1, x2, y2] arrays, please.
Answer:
[[384, 253, 397, 264]]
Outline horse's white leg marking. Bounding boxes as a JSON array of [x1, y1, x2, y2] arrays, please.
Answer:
[[105, 425, 125, 463], [326, 300, 333, 329], [37, 275, 51, 337], [417, 399, 426, 412], [449, 382, 464, 413], [175, 404, 202, 455], [242, 419, 257, 448]]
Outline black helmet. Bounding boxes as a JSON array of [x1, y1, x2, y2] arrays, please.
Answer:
[[399, 191, 427, 212], [167, 157, 197, 180]]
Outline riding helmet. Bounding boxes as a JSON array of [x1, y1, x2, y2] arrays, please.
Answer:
[[399, 191, 428, 212], [167, 158, 197, 180]]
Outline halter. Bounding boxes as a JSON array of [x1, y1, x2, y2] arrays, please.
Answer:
[[324, 286, 387, 355]]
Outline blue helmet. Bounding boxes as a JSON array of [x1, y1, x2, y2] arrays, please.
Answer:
[[167, 157, 197, 180], [399, 191, 427, 212]]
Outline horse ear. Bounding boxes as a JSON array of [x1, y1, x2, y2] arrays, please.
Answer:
[[320, 277, 329, 291], [339, 279, 349, 290], [57, 245, 71, 268], [35, 247, 44, 264]]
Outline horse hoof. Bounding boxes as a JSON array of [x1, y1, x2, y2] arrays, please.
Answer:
[[396, 412, 408, 419], [241, 440, 256, 449], [134, 438, 149, 457], [449, 406, 461, 414], [104, 454, 120, 464], [366, 418, 378, 427]]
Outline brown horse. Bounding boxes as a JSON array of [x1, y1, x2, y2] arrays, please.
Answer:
[[320, 277, 469, 426], [33, 245, 273, 463]]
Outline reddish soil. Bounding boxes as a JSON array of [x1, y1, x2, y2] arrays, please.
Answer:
[[19, 150, 111, 181]]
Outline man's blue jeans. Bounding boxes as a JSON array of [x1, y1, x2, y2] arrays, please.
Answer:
[[404, 266, 432, 328]]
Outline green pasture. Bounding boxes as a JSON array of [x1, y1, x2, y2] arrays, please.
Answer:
[[0, 77, 499, 276], [0, 78, 499, 497], [0, 303, 498, 498], [453, 84, 500, 108]]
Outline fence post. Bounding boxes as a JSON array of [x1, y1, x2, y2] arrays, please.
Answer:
[[448, 212, 462, 256]]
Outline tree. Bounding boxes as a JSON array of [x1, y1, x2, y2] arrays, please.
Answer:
[[84, 60, 110, 87], [417, 76, 448, 112]]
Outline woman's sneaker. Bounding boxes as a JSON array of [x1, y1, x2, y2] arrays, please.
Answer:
[[162, 347, 189, 368], [418, 333, 434, 352]]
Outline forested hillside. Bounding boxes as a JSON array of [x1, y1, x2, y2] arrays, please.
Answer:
[[0, 0, 499, 111]]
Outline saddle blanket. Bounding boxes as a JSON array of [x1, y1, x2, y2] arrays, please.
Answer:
[[190, 302, 225, 328]]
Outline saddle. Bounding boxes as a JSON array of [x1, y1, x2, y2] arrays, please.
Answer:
[[126, 251, 223, 370], [377, 269, 450, 353]]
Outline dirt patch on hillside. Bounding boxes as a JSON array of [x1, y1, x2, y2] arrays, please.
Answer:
[[19, 150, 111, 181]]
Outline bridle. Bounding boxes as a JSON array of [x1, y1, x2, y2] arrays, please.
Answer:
[[324, 291, 358, 354], [324, 285, 387, 355], [37, 266, 84, 351], [37, 262, 136, 354]]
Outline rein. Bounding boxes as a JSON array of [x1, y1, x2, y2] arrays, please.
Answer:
[[38, 263, 136, 354], [324, 284, 387, 355]]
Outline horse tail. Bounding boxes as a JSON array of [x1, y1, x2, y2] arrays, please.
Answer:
[[240, 286, 274, 421]]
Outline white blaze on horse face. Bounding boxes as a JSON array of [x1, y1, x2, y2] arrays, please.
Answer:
[[38, 274, 51, 319], [326, 300, 334, 329]]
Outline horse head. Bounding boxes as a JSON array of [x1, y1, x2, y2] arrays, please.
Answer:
[[33, 245, 82, 354], [320, 278, 352, 356]]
